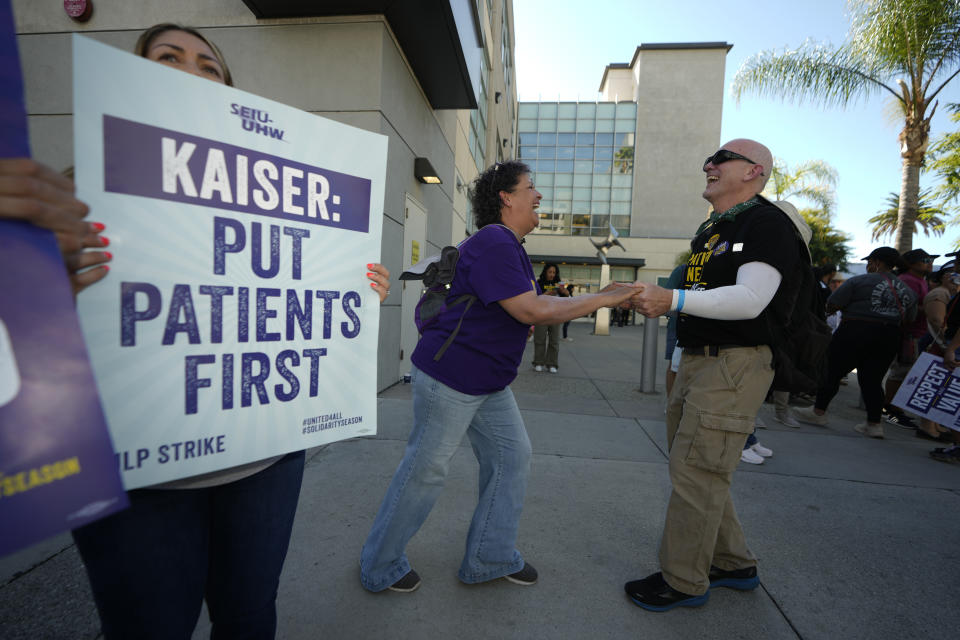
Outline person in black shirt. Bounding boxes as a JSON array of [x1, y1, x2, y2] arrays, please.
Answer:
[[625, 139, 803, 611]]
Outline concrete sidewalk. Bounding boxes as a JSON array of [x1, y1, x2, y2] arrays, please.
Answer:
[[2, 320, 959, 639]]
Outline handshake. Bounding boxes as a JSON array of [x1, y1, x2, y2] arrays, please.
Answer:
[[601, 281, 675, 318]]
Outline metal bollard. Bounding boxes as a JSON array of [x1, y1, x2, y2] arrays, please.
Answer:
[[639, 316, 659, 393]]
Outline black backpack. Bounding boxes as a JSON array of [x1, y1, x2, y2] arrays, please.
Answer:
[[765, 215, 832, 394]]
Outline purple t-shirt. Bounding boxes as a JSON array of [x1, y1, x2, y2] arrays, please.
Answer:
[[411, 224, 537, 395]]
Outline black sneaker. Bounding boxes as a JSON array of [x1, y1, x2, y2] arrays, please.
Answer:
[[504, 562, 538, 585], [708, 565, 759, 590], [624, 572, 708, 612], [883, 407, 917, 429], [930, 446, 960, 464], [388, 570, 421, 593]]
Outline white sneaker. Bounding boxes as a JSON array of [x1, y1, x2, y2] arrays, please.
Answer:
[[548, 366, 558, 373], [793, 406, 828, 426], [751, 442, 773, 457], [534, 365, 544, 372], [561, 337, 574, 342], [740, 448, 764, 464], [854, 422, 884, 439], [775, 412, 801, 428]]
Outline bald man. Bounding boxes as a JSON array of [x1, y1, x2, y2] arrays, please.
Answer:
[[624, 139, 804, 611]]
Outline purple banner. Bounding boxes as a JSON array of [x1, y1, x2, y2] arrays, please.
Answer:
[[0, 0, 127, 557], [103, 115, 372, 233]]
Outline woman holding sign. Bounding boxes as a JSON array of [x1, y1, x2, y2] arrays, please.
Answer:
[[69, 24, 391, 640], [359, 160, 639, 593]]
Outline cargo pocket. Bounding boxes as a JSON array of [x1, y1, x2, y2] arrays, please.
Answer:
[[685, 411, 754, 474]]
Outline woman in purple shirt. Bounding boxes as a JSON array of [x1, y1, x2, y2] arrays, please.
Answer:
[[359, 161, 639, 593]]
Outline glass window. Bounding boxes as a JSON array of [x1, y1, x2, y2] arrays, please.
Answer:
[[555, 173, 573, 187], [616, 102, 637, 117], [595, 119, 615, 133], [556, 159, 574, 172], [612, 215, 631, 228], [590, 215, 610, 229], [573, 174, 591, 187], [558, 103, 577, 118], [611, 201, 630, 214], [612, 174, 632, 187], [538, 118, 557, 132], [538, 187, 553, 199], [572, 200, 590, 214], [557, 119, 576, 132], [518, 118, 537, 132], [556, 146, 574, 159], [537, 173, 555, 186], [591, 200, 610, 214], [539, 133, 556, 145], [574, 160, 592, 173], [576, 133, 595, 146], [518, 146, 536, 158], [597, 103, 616, 118], [613, 132, 633, 146], [576, 118, 595, 132], [616, 117, 636, 132], [573, 187, 591, 200], [611, 188, 632, 201], [595, 147, 613, 160], [518, 132, 538, 145], [593, 161, 612, 174], [612, 266, 634, 281], [554, 200, 571, 213], [591, 187, 610, 200], [577, 103, 596, 117], [540, 103, 558, 118], [571, 227, 589, 236], [556, 133, 575, 145], [572, 214, 590, 228], [575, 147, 593, 159], [596, 133, 614, 145], [518, 104, 538, 118], [526, 159, 538, 171], [555, 187, 573, 200], [539, 146, 556, 158], [538, 159, 555, 172], [593, 174, 611, 187]]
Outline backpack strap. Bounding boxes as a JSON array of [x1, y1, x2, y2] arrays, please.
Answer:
[[432, 294, 477, 361]]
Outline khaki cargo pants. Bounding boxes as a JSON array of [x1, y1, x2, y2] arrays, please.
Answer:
[[660, 345, 773, 595]]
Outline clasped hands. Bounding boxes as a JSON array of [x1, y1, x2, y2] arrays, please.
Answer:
[[602, 281, 674, 318]]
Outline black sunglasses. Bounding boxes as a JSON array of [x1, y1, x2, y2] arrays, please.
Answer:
[[703, 149, 758, 171]]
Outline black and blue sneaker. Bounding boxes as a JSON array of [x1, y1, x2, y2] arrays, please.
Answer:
[[708, 565, 759, 590], [624, 572, 708, 612]]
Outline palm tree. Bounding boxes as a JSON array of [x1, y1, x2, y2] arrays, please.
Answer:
[[732, 0, 960, 253], [868, 189, 947, 240], [764, 158, 839, 215]]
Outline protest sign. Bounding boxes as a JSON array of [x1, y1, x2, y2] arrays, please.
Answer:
[[0, 3, 126, 557], [892, 352, 960, 432], [73, 36, 387, 489]]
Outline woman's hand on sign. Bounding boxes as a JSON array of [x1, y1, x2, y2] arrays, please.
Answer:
[[0, 158, 91, 257], [65, 223, 112, 295], [944, 349, 959, 370], [367, 263, 391, 303]]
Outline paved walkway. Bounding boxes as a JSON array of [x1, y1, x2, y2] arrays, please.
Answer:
[[2, 320, 958, 639]]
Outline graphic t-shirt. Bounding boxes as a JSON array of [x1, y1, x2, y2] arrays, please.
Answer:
[[827, 272, 916, 325], [677, 199, 801, 348], [412, 224, 537, 395]]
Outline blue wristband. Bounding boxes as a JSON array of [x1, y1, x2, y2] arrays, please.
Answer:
[[676, 289, 685, 312]]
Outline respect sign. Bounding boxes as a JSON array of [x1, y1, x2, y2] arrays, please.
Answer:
[[73, 37, 387, 488], [892, 352, 960, 431]]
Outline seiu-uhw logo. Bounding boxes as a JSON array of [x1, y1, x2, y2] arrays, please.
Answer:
[[230, 103, 285, 140]]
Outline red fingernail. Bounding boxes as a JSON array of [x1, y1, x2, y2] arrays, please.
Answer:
[[367, 263, 374, 269], [366, 272, 374, 278], [102, 265, 110, 272], [370, 282, 377, 288], [104, 252, 113, 260], [100, 236, 110, 247], [91, 222, 105, 232]]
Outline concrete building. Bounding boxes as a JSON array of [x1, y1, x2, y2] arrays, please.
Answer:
[[519, 42, 731, 290], [12, 0, 517, 390]]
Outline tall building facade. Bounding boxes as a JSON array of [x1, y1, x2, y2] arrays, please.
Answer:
[[520, 43, 731, 290], [12, 0, 517, 389]]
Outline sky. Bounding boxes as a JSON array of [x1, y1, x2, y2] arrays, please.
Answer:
[[513, 0, 960, 267]]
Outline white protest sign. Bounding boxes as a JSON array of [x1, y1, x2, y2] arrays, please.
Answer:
[[73, 36, 386, 488], [892, 352, 960, 432]]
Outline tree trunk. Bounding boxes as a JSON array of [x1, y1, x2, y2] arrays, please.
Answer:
[[894, 159, 920, 253]]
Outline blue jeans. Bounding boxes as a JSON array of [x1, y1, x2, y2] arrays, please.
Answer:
[[72, 450, 305, 640], [360, 366, 532, 591]]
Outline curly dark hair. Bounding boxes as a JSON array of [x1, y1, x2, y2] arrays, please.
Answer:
[[468, 160, 531, 229]]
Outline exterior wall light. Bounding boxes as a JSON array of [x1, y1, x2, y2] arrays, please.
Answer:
[[414, 157, 442, 184]]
